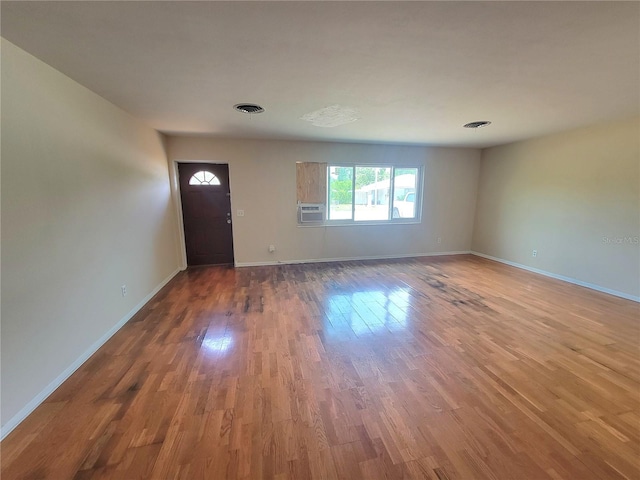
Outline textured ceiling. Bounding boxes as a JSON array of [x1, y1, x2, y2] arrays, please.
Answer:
[[2, 1, 638, 147]]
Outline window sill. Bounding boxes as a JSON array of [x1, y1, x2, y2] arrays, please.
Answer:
[[297, 220, 421, 228]]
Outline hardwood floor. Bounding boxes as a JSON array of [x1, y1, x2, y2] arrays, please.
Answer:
[[2, 255, 639, 479]]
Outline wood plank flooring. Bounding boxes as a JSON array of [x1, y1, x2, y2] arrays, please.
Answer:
[[2, 255, 639, 479]]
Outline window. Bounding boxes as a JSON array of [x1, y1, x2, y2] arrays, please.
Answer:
[[189, 171, 221, 185], [327, 165, 421, 223], [328, 166, 354, 220], [296, 162, 328, 223]]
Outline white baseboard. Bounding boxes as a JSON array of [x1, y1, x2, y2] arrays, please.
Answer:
[[0, 268, 181, 441], [471, 251, 639, 303], [235, 251, 471, 267]]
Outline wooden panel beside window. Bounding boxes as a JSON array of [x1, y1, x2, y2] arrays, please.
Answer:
[[296, 162, 327, 204]]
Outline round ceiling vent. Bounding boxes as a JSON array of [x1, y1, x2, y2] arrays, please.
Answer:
[[464, 121, 491, 129], [234, 103, 264, 114]]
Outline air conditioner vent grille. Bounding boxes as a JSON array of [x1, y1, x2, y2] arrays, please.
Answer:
[[234, 103, 264, 114]]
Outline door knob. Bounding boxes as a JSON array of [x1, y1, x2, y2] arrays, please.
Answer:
[[227, 219, 232, 224]]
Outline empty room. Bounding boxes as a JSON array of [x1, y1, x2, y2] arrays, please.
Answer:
[[1, 2, 639, 479]]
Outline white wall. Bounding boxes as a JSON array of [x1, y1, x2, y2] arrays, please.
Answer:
[[167, 137, 481, 265], [1, 39, 181, 435], [472, 117, 640, 300]]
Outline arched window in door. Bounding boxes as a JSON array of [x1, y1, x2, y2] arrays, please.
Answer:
[[189, 170, 221, 185]]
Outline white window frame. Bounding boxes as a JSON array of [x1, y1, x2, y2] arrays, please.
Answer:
[[325, 164, 423, 225]]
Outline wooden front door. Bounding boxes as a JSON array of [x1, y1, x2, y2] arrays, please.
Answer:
[[178, 163, 234, 266]]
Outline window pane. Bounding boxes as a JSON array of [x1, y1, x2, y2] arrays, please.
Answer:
[[189, 171, 221, 185], [354, 167, 391, 221], [328, 166, 353, 220], [391, 168, 418, 219]]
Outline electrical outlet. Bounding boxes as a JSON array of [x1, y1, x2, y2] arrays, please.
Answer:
[[268, 245, 276, 253], [237, 209, 245, 217], [121, 285, 127, 297], [437, 236, 442, 244], [532, 250, 537, 258]]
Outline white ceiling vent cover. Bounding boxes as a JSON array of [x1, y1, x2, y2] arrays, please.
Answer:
[[300, 105, 359, 128], [234, 103, 264, 114], [464, 121, 491, 129]]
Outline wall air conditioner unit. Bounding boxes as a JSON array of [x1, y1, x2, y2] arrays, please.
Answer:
[[298, 203, 325, 223]]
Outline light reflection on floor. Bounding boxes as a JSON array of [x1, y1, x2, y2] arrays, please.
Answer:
[[202, 335, 234, 355], [323, 287, 412, 337]]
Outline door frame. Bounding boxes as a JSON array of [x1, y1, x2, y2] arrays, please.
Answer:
[[169, 160, 235, 270]]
